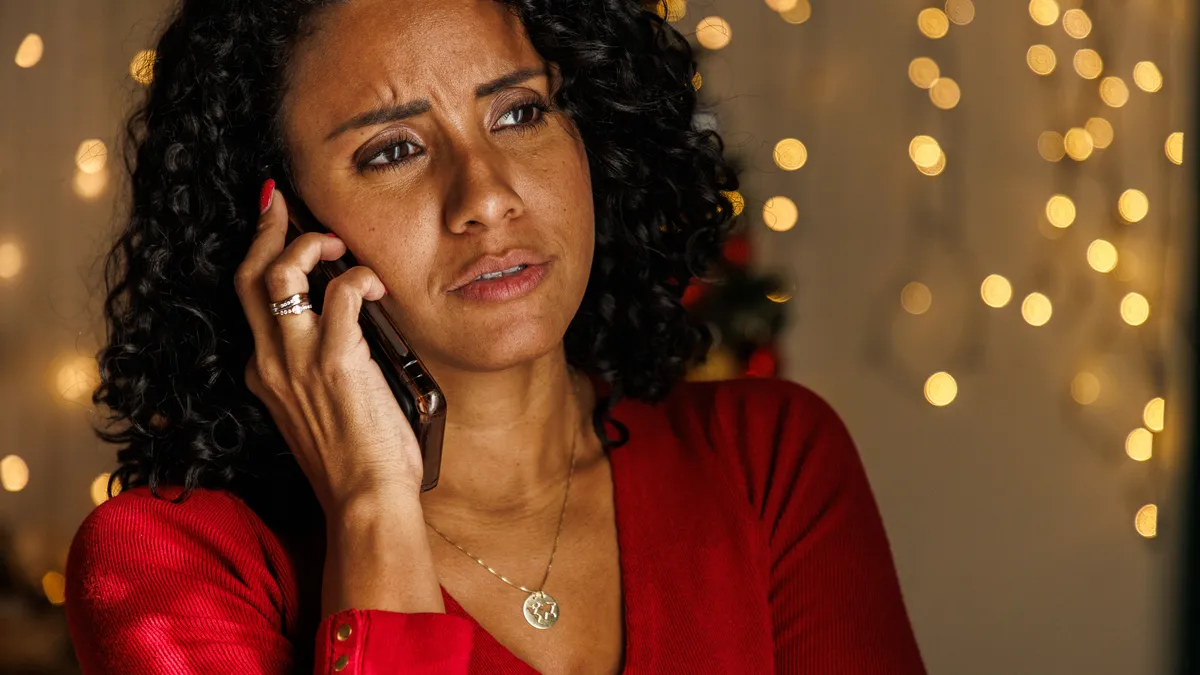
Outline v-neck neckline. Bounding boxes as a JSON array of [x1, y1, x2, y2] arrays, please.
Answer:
[[438, 397, 647, 675]]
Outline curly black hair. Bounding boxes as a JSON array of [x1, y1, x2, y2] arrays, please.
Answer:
[[92, 0, 739, 524]]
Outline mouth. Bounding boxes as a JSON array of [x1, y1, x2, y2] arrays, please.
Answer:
[[449, 261, 553, 303], [447, 249, 553, 293]]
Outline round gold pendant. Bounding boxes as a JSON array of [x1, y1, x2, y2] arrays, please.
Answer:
[[523, 590, 559, 629]]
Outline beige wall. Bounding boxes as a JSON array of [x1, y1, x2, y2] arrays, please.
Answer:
[[0, 0, 1193, 673]]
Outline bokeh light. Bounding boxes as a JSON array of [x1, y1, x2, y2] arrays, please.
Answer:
[[945, 0, 975, 25], [1073, 49, 1103, 80], [930, 78, 961, 109], [130, 49, 156, 85], [1166, 132, 1184, 165], [75, 139, 108, 174], [1144, 397, 1165, 432], [1070, 372, 1100, 405], [42, 572, 66, 606], [73, 168, 109, 200], [1064, 127, 1094, 161], [780, 0, 812, 24], [1, 455, 29, 492], [1135, 504, 1157, 538], [1045, 194, 1076, 228], [1120, 292, 1150, 326], [1027, 45, 1057, 75], [1086, 239, 1118, 273], [773, 138, 808, 171], [1062, 9, 1092, 38], [918, 8, 950, 38], [696, 17, 732, 50], [1037, 131, 1066, 162], [909, 57, 941, 89], [924, 372, 958, 406], [1029, 0, 1060, 26], [762, 196, 798, 232], [55, 355, 101, 404], [90, 472, 122, 506], [14, 34, 43, 68], [980, 274, 1013, 308], [1125, 428, 1153, 461], [692, 71, 702, 90], [0, 242, 23, 279], [656, 0, 687, 22], [1133, 61, 1163, 92], [722, 190, 745, 217], [1022, 292, 1052, 326], [1100, 76, 1130, 107], [1085, 117, 1114, 149], [765, 0, 797, 11], [901, 282, 932, 315], [1118, 189, 1149, 222]]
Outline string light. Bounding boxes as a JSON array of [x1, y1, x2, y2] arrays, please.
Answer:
[[75, 139, 108, 174], [773, 138, 808, 170], [692, 72, 702, 90], [1071, 372, 1101, 404], [766, 290, 793, 303], [722, 190, 745, 216], [1133, 61, 1163, 93], [980, 274, 1013, 308], [1085, 117, 1114, 149], [901, 281, 932, 315], [762, 196, 798, 232], [14, 34, 43, 68], [924, 372, 958, 406], [1027, 45, 1057, 75], [0, 455, 29, 492], [1135, 504, 1157, 538], [1022, 292, 1053, 326], [42, 572, 66, 606], [909, 57, 941, 89], [696, 17, 732, 50], [1029, 0, 1060, 26], [1073, 49, 1103, 80], [944, 0, 975, 26], [780, 0, 812, 24], [1062, 9, 1092, 39], [1165, 132, 1184, 164], [1100, 76, 1130, 107], [1045, 194, 1076, 228], [1118, 188, 1149, 222], [917, 8, 950, 39], [1125, 428, 1153, 461], [929, 78, 961, 109], [130, 49, 156, 85], [1064, 127, 1094, 161], [655, 0, 687, 22], [1037, 131, 1066, 161], [0, 242, 23, 279], [1120, 292, 1150, 326], [1144, 397, 1165, 432], [1086, 239, 1118, 273]]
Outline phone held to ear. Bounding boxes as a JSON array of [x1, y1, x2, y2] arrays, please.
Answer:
[[275, 177, 446, 493]]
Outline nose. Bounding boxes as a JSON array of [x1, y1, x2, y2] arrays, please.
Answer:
[[442, 141, 525, 235]]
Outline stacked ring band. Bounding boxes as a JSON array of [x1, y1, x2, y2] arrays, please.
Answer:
[[269, 293, 313, 316]]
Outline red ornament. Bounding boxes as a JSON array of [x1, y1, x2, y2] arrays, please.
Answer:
[[745, 345, 778, 378], [722, 234, 750, 267]]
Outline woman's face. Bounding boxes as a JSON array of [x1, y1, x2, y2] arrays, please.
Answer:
[[279, 0, 594, 373]]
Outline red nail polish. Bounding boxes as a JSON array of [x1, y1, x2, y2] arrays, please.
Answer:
[[259, 179, 276, 214], [326, 232, 338, 238]]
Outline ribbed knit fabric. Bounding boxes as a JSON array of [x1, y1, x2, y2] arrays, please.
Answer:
[[65, 378, 926, 674]]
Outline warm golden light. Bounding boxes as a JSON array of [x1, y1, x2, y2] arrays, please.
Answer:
[[1166, 132, 1184, 165], [56, 355, 101, 403], [909, 57, 941, 89], [1062, 9, 1092, 38], [130, 49, 156, 85], [945, 0, 975, 25], [1118, 189, 1149, 223], [765, 0, 798, 11], [1, 455, 29, 492], [656, 0, 687, 22], [1133, 61, 1163, 92], [692, 71, 702, 90], [763, 196, 798, 232], [980, 275, 1013, 308], [1064, 127, 1094, 161], [1045, 194, 1076, 228], [1116, 249, 1141, 282], [901, 282, 932, 315], [1027, 45, 1057, 75], [918, 8, 950, 38], [1100, 76, 1130, 107], [75, 139, 108, 174], [722, 190, 745, 217], [1037, 131, 1066, 162], [90, 472, 122, 506], [766, 290, 793, 303], [73, 168, 109, 200], [1086, 239, 1118, 273], [42, 572, 66, 606], [1070, 372, 1100, 405], [1126, 428, 1153, 461], [14, 34, 43, 68], [696, 17, 732, 50], [773, 138, 808, 171], [1029, 0, 1059, 26], [1120, 292, 1150, 326], [1135, 504, 1157, 538], [1144, 397, 1165, 432], [924, 372, 958, 406], [1085, 117, 1114, 149], [0, 242, 23, 280], [1073, 49, 1103, 80], [929, 78, 961, 109], [1022, 293, 1052, 326], [780, 0, 812, 24], [909, 135, 941, 167]]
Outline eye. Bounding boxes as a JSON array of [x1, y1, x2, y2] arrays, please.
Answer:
[[495, 100, 549, 130], [364, 139, 421, 170]]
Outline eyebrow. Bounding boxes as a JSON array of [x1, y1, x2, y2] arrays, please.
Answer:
[[324, 66, 547, 142]]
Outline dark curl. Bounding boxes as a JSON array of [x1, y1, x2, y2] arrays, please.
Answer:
[[93, 0, 739, 520]]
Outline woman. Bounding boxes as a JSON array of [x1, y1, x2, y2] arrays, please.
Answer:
[[65, 0, 926, 673]]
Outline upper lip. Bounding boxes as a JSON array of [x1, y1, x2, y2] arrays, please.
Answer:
[[446, 249, 551, 292]]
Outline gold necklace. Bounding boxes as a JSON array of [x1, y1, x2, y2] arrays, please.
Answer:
[[425, 381, 583, 630]]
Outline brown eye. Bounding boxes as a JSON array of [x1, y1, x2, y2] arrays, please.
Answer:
[[366, 140, 420, 168], [495, 102, 547, 129]]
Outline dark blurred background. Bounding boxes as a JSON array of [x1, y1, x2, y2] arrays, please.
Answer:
[[0, 0, 1195, 673]]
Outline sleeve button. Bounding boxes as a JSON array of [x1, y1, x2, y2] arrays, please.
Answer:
[[334, 655, 349, 671], [336, 624, 353, 641]]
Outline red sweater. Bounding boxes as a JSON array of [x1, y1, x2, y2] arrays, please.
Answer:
[[65, 378, 925, 674]]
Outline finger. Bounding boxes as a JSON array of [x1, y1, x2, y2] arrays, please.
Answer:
[[265, 232, 349, 365], [318, 266, 388, 362]]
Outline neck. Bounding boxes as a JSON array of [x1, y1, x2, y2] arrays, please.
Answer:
[[418, 350, 598, 522]]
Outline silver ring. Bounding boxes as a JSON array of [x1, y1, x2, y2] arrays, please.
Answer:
[[269, 293, 312, 317]]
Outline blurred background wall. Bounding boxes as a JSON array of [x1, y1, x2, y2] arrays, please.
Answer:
[[0, 0, 1194, 673]]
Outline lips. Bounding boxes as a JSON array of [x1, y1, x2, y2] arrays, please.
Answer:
[[447, 249, 552, 292]]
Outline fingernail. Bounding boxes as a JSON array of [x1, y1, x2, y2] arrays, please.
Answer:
[[259, 179, 276, 215], [383, 285, 389, 295], [326, 232, 338, 238]]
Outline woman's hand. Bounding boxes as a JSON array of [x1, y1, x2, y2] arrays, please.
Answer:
[[234, 181, 425, 516]]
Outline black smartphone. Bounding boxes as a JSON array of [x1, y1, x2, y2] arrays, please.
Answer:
[[273, 175, 446, 492]]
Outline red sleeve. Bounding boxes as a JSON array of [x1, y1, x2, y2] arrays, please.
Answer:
[[65, 487, 475, 675], [716, 380, 926, 674]]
